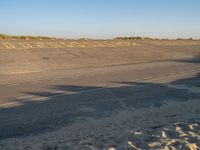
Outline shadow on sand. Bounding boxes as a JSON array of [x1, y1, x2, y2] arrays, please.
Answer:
[[0, 56, 200, 140]]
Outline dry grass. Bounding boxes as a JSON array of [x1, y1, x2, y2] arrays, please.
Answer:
[[0, 34, 55, 40]]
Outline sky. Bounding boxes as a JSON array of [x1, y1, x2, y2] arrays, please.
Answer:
[[0, 0, 200, 39]]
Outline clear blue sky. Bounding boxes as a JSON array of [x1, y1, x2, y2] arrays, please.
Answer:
[[1, 0, 200, 39]]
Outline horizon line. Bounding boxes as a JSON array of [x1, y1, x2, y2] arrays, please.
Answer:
[[1, 33, 200, 40]]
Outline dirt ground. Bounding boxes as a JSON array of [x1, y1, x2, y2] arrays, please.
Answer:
[[0, 39, 200, 75], [0, 39, 200, 150]]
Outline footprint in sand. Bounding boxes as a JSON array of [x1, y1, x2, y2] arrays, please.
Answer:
[[128, 121, 200, 150]]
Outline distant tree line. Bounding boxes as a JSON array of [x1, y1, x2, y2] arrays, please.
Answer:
[[0, 34, 197, 41], [176, 38, 194, 40], [0, 34, 56, 40], [114, 36, 196, 41], [114, 37, 154, 40]]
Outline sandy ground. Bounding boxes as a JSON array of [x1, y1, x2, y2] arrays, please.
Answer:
[[0, 99, 199, 150], [0, 77, 200, 150], [0, 39, 200, 75], [0, 40, 200, 150]]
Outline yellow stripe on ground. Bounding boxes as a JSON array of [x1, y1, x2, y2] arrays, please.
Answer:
[[64, 42, 77, 48], [103, 42, 117, 47], [78, 43, 88, 48], [35, 42, 46, 48], [57, 42, 74, 48], [19, 42, 33, 49], [46, 42, 63, 48], [3, 42, 15, 49], [92, 42, 107, 47], [82, 42, 97, 48], [59, 42, 81, 48], [129, 42, 138, 46], [58, 42, 67, 47], [116, 41, 129, 47], [115, 42, 138, 47], [67, 42, 87, 48], [1, 41, 140, 50], [114, 42, 123, 46]]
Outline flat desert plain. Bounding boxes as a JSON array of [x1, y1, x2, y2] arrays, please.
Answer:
[[0, 39, 200, 150]]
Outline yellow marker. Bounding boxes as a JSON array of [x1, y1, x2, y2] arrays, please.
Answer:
[[58, 42, 74, 48], [92, 42, 107, 47], [53, 42, 64, 48], [64, 42, 76, 48], [3, 42, 15, 49], [58, 42, 66, 46], [35, 42, 45, 48], [19, 42, 33, 49], [67, 41, 96, 48], [129, 42, 137, 46], [102, 42, 116, 47], [115, 42, 124, 47], [46, 42, 63, 48], [78, 43, 87, 48], [67, 42, 85, 48], [121, 42, 131, 47], [82, 42, 97, 48]]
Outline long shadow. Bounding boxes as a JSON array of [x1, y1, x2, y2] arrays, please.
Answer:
[[177, 55, 200, 64], [0, 57, 200, 140]]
